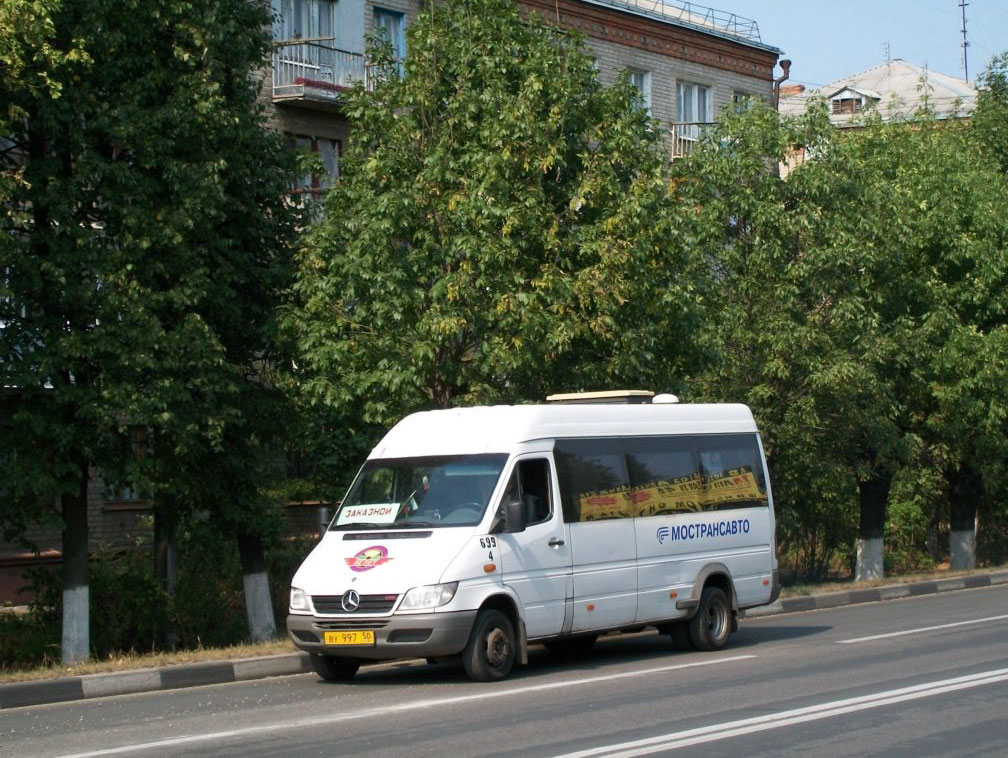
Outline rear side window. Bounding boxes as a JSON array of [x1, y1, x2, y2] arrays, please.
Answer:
[[555, 435, 767, 523], [553, 439, 631, 522]]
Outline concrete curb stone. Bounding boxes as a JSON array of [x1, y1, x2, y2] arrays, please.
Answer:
[[0, 653, 312, 710], [3, 569, 1007, 710]]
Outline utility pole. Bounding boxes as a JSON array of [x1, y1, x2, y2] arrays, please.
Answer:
[[959, 0, 970, 82]]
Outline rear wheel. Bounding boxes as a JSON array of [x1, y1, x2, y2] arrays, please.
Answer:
[[310, 653, 360, 681], [688, 587, 731, 651], [462, 609, 516, 681]]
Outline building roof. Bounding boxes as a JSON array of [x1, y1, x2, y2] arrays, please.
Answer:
[[779, 59, 976, 124], [588, 0, 783, 54]]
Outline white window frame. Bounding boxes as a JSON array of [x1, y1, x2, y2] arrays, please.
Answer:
[[627, 68, 652, 112], [289, 134, 341, 193], [677, 80, 712, 124], [279, 0, 336, 40]]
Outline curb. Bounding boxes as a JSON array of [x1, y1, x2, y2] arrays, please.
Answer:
[[3, 569, 1007, 710], [0, 653, 312, 710], [743, 569, 1008, 618]]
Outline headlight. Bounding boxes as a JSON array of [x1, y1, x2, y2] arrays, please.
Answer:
[[399, 582, 458, 611], [290, 587, 310, 612]]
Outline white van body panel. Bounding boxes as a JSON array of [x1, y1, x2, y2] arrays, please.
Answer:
[[568, 520, 639, 632], [287, 401, 779, 676], [293, 528, 472, 601], [634, 506, 774, 622]]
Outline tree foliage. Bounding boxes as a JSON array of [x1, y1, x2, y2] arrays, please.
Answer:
[[681, 76, 1008, 579], [287, 0, 704, 431], [1, 0, 297, 658]]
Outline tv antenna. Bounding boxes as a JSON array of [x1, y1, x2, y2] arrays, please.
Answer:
[[959, 0, 970, 81]]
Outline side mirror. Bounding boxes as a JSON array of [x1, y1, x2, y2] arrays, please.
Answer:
[[493, 498, 526, 534]]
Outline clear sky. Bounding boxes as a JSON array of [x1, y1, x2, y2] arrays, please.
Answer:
[[717, 0, 1008, 89]]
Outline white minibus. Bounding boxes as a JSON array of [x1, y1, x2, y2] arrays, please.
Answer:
[[287, 392, 780, 681]]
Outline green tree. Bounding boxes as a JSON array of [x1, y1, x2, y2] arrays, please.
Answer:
[[973, 52, 1008, 174], [287, 0, 703, 432], [1, 0, 296, 660], [685, 94, 1008, 581], [677, 102, 876, 580]]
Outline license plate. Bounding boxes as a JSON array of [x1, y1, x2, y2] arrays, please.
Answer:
[[324, 630, 376, 646]]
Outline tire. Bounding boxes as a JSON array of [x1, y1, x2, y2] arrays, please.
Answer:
[[668, 621, 694, 651], [544, 634, 597, 659], [462, 609, 516, 681], [688, 587, 731, 651], [310, 653, 360, 681]]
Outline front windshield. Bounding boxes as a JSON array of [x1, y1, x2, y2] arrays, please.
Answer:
[[332, 454, 509, 530]]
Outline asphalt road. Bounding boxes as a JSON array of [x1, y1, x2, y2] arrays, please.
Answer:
[[3, 585, 1007, 758]]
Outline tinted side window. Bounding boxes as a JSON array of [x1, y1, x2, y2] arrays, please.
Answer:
[[555, 434, 768, 521], [553, 439, 631, 522], [696, 434, 768, 510], [625, 437, 704, 516]]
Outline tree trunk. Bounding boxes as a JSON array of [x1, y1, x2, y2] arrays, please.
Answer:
[[948, 463, 981, 571], [855, 471, 892, 582], [154, 501, 179, 649], [237, 533, 277, 643], [61, 460, 90, 665]]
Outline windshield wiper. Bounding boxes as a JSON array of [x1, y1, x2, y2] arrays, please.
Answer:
[[395, 520, 438, 528]]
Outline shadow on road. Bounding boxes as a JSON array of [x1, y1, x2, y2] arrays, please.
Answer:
[[324, 621, 831, 686]]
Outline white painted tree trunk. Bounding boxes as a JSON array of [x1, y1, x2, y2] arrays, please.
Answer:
[[949, 521, 977, 571], [243, 570, 277, 643], [61, 584, 89, 664], [855, 536, 884, 582]]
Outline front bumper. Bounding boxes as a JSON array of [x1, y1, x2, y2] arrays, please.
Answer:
[[287, 609, 478, 660]]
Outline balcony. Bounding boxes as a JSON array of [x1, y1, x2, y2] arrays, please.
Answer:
[[669, 122, 715, 158], [272, 38, 372, 106]]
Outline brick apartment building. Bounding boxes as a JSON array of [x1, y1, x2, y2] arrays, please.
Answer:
[[268, 0, 784, 187]]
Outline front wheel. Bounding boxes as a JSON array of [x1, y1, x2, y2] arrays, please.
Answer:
[[462, 609, 516, 681], [689, 587, 731, 651], [310, 653, 360, 681]]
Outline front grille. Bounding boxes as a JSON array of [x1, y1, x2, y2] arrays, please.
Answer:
[[312, 594, 398, 614]]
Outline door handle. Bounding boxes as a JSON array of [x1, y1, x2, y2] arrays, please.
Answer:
[[548, 538, 565, 547]]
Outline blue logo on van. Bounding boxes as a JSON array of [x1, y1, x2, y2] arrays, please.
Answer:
[[657, 526, 669, 544]]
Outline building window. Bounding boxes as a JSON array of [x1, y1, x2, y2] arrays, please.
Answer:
[[104, 427, 149, 506], [627, 68, 652, 112], [733, 90, 756, 112], [832, 97, 862, 114], [677, 80, 712, 123], [288, 134, 341, 193], [279, 0, 336, 40], [373, 7, 405, 63]]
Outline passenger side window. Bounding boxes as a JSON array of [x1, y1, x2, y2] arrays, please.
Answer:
[[554, 439, 631, 522], [626, 437, 702, 516], [697, 435, 768, 509], [555, 434, 768, 521], [502, 459, 553, 526]]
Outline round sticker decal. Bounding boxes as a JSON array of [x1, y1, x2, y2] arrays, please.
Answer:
[[345, 545, 392, 572]]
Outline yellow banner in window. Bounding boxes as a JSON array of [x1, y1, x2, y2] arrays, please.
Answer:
[[579, 467, 766, 521]]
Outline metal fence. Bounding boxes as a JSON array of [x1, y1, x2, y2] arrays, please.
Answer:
[[669, 122, 715, 158], [273, 38, 368, 100]]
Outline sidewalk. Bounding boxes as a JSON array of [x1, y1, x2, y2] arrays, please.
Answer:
[[3, 569, 1007, 710]]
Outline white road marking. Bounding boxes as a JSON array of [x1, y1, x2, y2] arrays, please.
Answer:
[[837, 613, 1008, 644], [553, 667, 1008, 758], [52, 655, 755, 758]]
